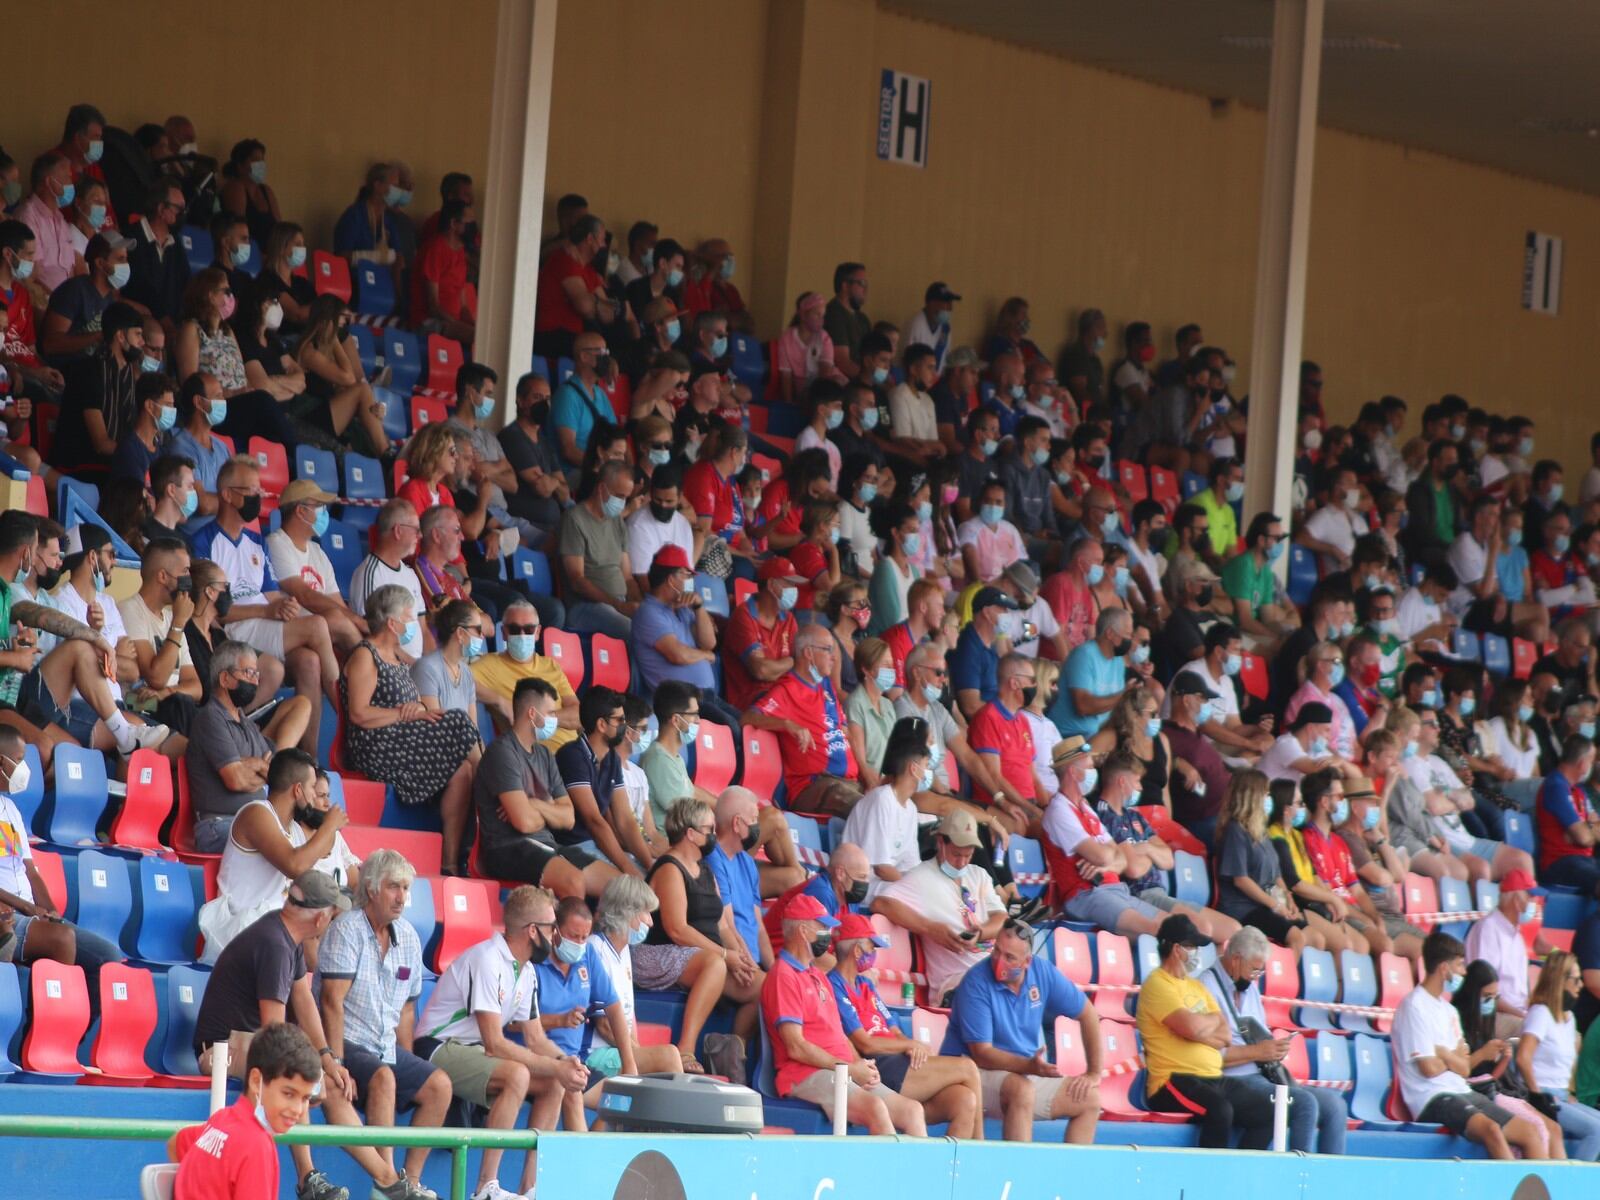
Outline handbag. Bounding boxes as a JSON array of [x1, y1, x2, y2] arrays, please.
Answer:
[[696, 535, 732, 579], [1211, 966, 1294, 1089]]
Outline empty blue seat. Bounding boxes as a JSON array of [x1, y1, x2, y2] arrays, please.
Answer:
[[1503, 809, 1536, 857], [1311, 1030, 1352, 1083], [74, 850, 132, 950], [1437, 875, 1474, 940], [729, 333, 765, 389], [1481, 632, 1510, 676], [341, 452, 385, 532], [1171, 850, 1208, 907], [374, 385, 411, 444], [6, 743, 46, 835], [1181, 471, 1206, 499], [511, 549, 553, 595], [0, 962, 20, 1076], [784, 812, 824, 867], [160, 965, 209, 1076], [527, 356, 550, 381], [1133, 933, 1162, 980], [42, 744, 108, 847], [694, 574, 729, 619], [131, 857, 199, 965], [58, 475, 99, 521], [384, 330, 422, 392], [1287, 544, 1318, 608], [320, 516, 364, 595], [1474, 879, 1499, 914], [353, 259, 396, 318], [293, 445, 339, 494], [1543, 890, 1588, 930], [1451, 629, 1481, 661], [1337, 950, 1379, 1033], [347, 322, 379, 374], [1296, 947, 1339, 1030], [1006, 836, 1047, 900], [554, 357, 575, 384], [400, 875, 437, 955], [1349, 1033, 1409, 1128], [179, 226, 213, 275]]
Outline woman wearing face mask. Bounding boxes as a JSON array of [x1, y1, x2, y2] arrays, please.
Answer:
[[926, 457, 965, 588], [1264, 778, 1362, 956], [835, 454, 881, 578], [232, 280, 309, 405], [788, 501, 842, 624], [343, 585, 480, 875], [777, 291, 848, 405], [1090, 542, 1133, 615], [219, 138, 281, 246], [842, 721, 935, 899], [982, 296, 1043, 368], [64, 178, 110, 260], [616, 694, 669, 859], [795, 378, 846, 490], [825, 580, 871, 695], [1213, 770, 1315, 952], [575, 420, 635, 503], [1018, 658, 1063, 787], [1451, 960, 1565, 1159], [1285, 642, 1359, 762], [845, 638, 900, 790], [1435, 668, 1511, 840], [1481, 681, 1543, 813], [183, 559, 285, 704], [587, 876, 688, 1081], [260, 221, 317, 332], [296, 296, 389, 457], [411, 599, 489, 758], [175, 268, 301, 449], [1516, 951, 1600, 1158], [866, 501, 920, 636], [1089, 684, 1171, 810]]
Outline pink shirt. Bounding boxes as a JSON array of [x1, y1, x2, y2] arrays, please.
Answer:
[[775, 326, 837, 387], [795, 424, 841, 489], [1284, 681, 1355, 760], [1464, 908, 1529, 1011], [14, 194, 77, 292], [956, 516, 1025, 582]]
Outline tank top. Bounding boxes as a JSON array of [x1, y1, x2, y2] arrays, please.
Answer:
[[645, 853, 724, 947], [1135, 734, 1169, 807], [195, 321, 247, 391], [215, 799, 306, 913]]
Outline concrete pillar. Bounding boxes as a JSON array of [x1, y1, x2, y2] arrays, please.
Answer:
[[475, 0, 559, 428], [1243, 0, 1324, 551]]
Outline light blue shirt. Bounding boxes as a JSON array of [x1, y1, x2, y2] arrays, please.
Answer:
[[170, 428, 233, 537], [551, 376, 613, 455], [1050, 640, 1125, 737]]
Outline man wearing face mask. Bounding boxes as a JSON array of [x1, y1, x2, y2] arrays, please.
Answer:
[[745, 624, 861, 817], [1, 218, 68, 405], [906, 281, 959, 373], [125, 180, 191, 331], [105, 369, 176, 486], [1199, 926, 1346, 1154], [499, 371, 569, 540], [418, 885, 587, 1200], [953, 408, 1002, 521], [120, 536, 203, 736], [42, 229, 134, 366], [266, 479, 366, 658], [1536, 734, 1600, 895], [1396, 561, 1460, 651], [1300, 769, 1415, 960], [209, 212, 255, 301], [55, 300, 144, 479], [1161, 674, 1235, 847], [54, 523, 141, 713], [555, 686, 651, 880], [13, 152, 79, 292], [956, 479, 1026, 585], [999, 416, 1058, 554], [626, 461, 695, 594], [1020, 358, 1071, 439], [1296, 466, 1364, 575], [1049, 607, 1135, 740], [532, 895, 636, 1134], [764, 843, 873, 949], [559, 458, 640, 638], [1041, 537, 1106, 655], [1402, 438, 1462, 565], [1465, 868, 1548, 1036], [446, 363, 517, 494], [1520, 459, 1571, 558], [1057, 307, 1107, 418], [950, 586, 1018, 720], [472, 601, 579, 746], [705, 787, 783, 980], [969, 653, 1050, 830], [629, 545, 732, 718]]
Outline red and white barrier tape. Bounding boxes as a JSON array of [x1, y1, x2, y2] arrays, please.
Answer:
[[1084, 981, 1395, 1019], [1404, 909, 1491, 925], [1012, 872, 1051, 886]]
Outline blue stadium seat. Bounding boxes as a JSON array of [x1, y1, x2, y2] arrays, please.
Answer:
[[131, 857, 199, 965], [1287, 544, 1318, 608], [1133, 933, 1162, 980], [353, 259, 397, 318], [784, 812, 825, 866], [1502, 809, 1535, 857], [1311, 1030, 1352, 1084], [374, 385, 411, 444], [1349, 1033, 1411, 1129], [293, 445, 339, 493], [1007, 836, 1047, 900], [1481, 633, 1510, 676], [729, 333, 765, 389], [1337, 950, 1379, 1033], [763, 404, 809, 438], [555, 357, 575, 384], [694, 574, 729, 619], [74, 850, 132, 950], [400, 875, 438, 959], [159, 965, 209, 1076], [240, 239, 261, 277], [1409, 562, 1425, 586], [527, 356, 550, 381], [320, 517, 364, 594], [979, 381, 996, 404], [58, 475, 99, 521], [511, 549, 553, 595], [1181, 471, 1206, 500], [42, 744, 108, 847], [1543, 889, 1588, 930], [348, 322, 379, 374], [1171, 850, 1208, 907], [341, 452, 385, 531], [1473, 879, 1499, 916], [384, 330, 423, 392], [0, 962, 20, 1077], [179, 226, 213, 275], [1436, 874, 1474, 940], [5, 743, 46, 835], [1451, 629, 1480, 661], [1296, 947, 1339, 1030], [60, 485, 140, 562]]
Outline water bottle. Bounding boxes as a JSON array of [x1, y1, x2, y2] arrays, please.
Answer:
[[901, 980, 915, 1007]]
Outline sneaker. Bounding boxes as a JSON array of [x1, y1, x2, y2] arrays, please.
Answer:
[[405, 1181, 439, 1200], [299, 1171, 350, 1200], [372, 1181, 408, 1200], [122, 722, 171, 754], [470, 1182, 523, 1200]]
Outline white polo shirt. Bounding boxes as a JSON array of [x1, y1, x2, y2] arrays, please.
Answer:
[[419, 932, 540, 1043]]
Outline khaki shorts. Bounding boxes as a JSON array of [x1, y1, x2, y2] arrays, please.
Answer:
[[787, 1067, 896, 1117], [227, 617, 286, 661], [978, 1068, 1095, 1120], [429, 1041, 500, 1107]]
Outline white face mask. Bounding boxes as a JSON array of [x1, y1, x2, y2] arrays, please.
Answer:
[[2, 754, 30, 795]]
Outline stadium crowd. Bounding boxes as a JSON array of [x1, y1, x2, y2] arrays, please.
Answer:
[[1, 102, 1600, 1200]]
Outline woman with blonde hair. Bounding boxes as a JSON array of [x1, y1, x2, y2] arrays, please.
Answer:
[[845, 637, 898, 788], [1517, 950, 1600, 1159], [1022, 659, 1062, 789], [1213, 769, 1316, 951], [1090, 683, 1172, 810], [1265, 778, 1365, 956]]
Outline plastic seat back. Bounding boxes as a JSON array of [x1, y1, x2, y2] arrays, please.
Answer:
[[740, 727, 781, 797], [1350, 1033, 1399, 1124], [1287, 544, 1318, 608], [1502, 809, 1535, 857], [1054, 1013, 1088, 1074], [589, 633, 630, 692], [400, 874, 438, 952], [1051, 927, 1093, 989], [910, 1007, 948, 1051], [540, 628, 584, 689], [133, 856, 199, 965], [23, 960, 90, 1075], [1337, 949, 1379, 1033], [425, 334, 464, 393], [1239, 651, 1269, 701], [310, 250, 352, 302], [353, 259, 396, 317], [45, 743, 108, 846], [1451, 629, 1481, 662], [347, 323, 379, 374], [1481, 633, 1510, 676], [1171, 850, 1208, 906], [29, 848, 68, 914], [1296, 947, 1338, 1030], [692, 721, 737, 796], [161, 965, 209, 1076], [320, 517, 364, 595], [140, 1163, 178, 1200], [434, 878, 494, 972], [1375, 952, 1413, 1034], [1312, 1030, 1353, 1083], [341, 826, 443, 876], [248, 437, 290, 514], [0, 962, 20, 1075], [179, 226, 213, 275], [384, 330, 422, 392], [1511, 637, 1537, 680], [92, 963, 157, 1081], [343, 452, 385, 501], [694, 574, 729, 618], [111, 750, 174, 852], [1117, 461, 1149, 501], [1437, 875, 1472, 914], [1093, 931, 1135, 1020], [410, 393, 450, 430], [76, 849, 133, 950], [340, 778, 389, 825], [1261, 943, 1299, 1026], [511, 549, 554, 595], [294, 445, 340, 493], [1007, 836, 1048, 900], [1402, 872, 1438, 926]]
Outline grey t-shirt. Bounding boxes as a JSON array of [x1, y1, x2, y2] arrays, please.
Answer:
[[187, 699, 274, 821], [446, 418, 505, 465], [474, 731, 568, 858], [893, 693, 961, 789], [411, 650, 478, 717], [1215, 822, 1282, 920], [559, 501, 628, 603], [193, 911, 304, 1052], [1001, 455, 1052, 535]]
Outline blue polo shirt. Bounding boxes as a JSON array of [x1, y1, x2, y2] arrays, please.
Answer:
[[1050, 640, 1125, 737], [551, 376, 614, 455], [705, 841, 762, 961], [533, 940, 619, 1056], [554, 737, 623, 848], [951, 623, 999, 703], [941, 953, 1086, 1058], [631, 594, 716, 692]]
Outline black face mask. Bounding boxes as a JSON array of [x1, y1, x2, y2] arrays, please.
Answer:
[[524, 400, 550, 428], [1195, 584, 1215, 607], [172, 573, 193, 596], [1440, 463, 1460, 481], [593, 352, 612, 377], [527, 929, 551, 965], [592, 247, 610, 275], [844, 878, 869, 906], [1112, 637, 1134, 657], [214, 591, 234, 620], [605, 728, 627, 750], [651, 503, 677, 525], [740, 823, 761, 853], [34, 565, 61, 591], [1086, 454, 1106, 471], [1233, 974, 1252, 993], [294, 802, 326, 831], [1020, 685, 1038, 709], [236, 494, 262, 523], [810, 933, 834, 957], [228, 680, 258, 709]]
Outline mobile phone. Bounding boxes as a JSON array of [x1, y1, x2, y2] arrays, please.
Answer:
[[959, 928, 979, 942]]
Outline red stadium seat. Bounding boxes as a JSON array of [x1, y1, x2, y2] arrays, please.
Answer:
[[1239, 652, 1268, 701], [109, 750, 173, 853], [214, 433, 235, 455], [340, 779, 388, 825], [741, 727, 782, 798], [87, 964, 158, 1085], [750, 453, 783, 483], [1093, 931, 1135, 1020], [1511, 637, 1536, 680], [1148, 466, 1179, 512], [541, 628, 584, 690], [1375, 952, 1412, 1034], [732, 578, 757, 607], [172, 759, 221, 868], [392, 456, 409, 494], [425, 334, 464, 393], [311, 251, 352, 302], [1401, 873, 1437, 929], [1054, 1014, 1088, 1075], [910, 1008, 948, 1050], [1133, 805, 1206, 857], [692, 721, 737, 795], [434, 877, 494, 972], [342, 826, 443, 876], [22, 960, 89, 1077], [1095, 1020, 1149, 1120], [1261, 943, 1299, 1026], [24, 474, 47, 517], [589, 634, 630, 691], [30, 848, 68, 913], [871, 914, 920, 1005], [1051, 928, 1093, 989], [1117, 461, 1148, 501], [410, 393, 449, 430], [249, 437, 289, 515], [1280, 1028, 1311, 1084]]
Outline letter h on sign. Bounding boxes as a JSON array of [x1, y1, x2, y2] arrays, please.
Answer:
[[877, 69, 930, 168]]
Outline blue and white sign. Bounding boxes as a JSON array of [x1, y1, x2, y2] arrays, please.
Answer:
[[877, 69, 930, 168]]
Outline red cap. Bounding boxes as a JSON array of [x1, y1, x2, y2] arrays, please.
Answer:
[[652, 545, 692, 571], [1498, 868, 1536, 894], [783, 894, 841, 927], [759, 556, 806, 583], [836, 913, 889, 946]]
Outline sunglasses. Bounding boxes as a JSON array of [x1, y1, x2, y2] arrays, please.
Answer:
[[504, 623, 539, 636]]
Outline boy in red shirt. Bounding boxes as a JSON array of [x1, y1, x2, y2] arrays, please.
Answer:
[[170, 1023, 323, 1200]]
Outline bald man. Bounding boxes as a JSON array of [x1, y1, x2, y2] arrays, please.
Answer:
[[763, 843, 871, 948], [703, 786, 773, 995]]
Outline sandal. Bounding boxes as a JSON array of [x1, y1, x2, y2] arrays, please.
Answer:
[[679, 1053, 707, 1075]]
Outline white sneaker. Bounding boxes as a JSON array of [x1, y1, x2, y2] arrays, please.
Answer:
[[470, 1183, 522, 1200], [123, 722, 171, 754]]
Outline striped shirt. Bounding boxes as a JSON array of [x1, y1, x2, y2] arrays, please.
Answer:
[[347, 553, 425, 620]]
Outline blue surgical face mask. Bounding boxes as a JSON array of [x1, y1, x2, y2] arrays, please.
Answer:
[[1196, 701, 1215, 726], [935, 310, 951, 327], [631, 729, 655, 760], [711, 335, 729, 358], [467, 635, 486, 660], [1327, 662, 1345, 689], [1225, 481, 1245, 503], [1403, 741, 1419, 759], [1547, 483, 1565, 505], [507, 634, 537, 663], [1009, 383, 1025, 402], [109, 262, 131, 289], [921, 764, 935, 791], [871, 366, 889, 385], [667, 267, 684, 287], [1114, 565, 1131, 594], [1420, 688, 1439, 709], [628, 923, 650, 946], [538, 714, 560, 740], [1224, 653, 1242, 676], [980, 504, 1004, 528], [1518, 902, 1538, 926], [861, 407, 881, 431], [86, 140, 104, 165], [903, 532, 921, 557], [1078, 765, 1100, 794], [825, 408, 845, 430], [1102, 511, 1120, 536], [231, 242, 251, 267], [1310, 735, 1331, 757], [938, 860, 963, 881], [180, 487, 199, 518], [1445, 971, 1464, 995], [1268, 540, 1285, 562], [57, 182, 76, 208], [1131, 644, 1151, 665], [306, 506, 328, 537], [1330, 798, 1350, 825], [85, 203, 107, 230], [474, 394, 495, 420], [1362, 805, 1381, 831], [917, 501, 932, 521], [857, 483, 878, 506], [1507, 528, 1523, 548], [875, 666, 897, 691], [648, 447, 671, 466], [288, 245, 307, 269], [385, 184, 405, 207], [1458, 696, 1476, 717], [1553, 534, 1571, 556], [1518, 704, 1534, 722], [719, 255, 736, 280], [1479, 994, 1497, 1017], [980, 438, 998, 458], [778, 586, 798, 611], [399, 618, 421, 647], [1290, 806, 1308, 829], [808, 665, 826, 685], [602, 494, 626, 519], [249, 161, 268, 184], [155, 404, 177, 432], [829, 527, 842, 545], [922, 683, 942, 704], [204, 398, 228, 428], [1032, 447, 1050, 466], [1144, 717, 1161, 738], [1581, 721, 1597, 740], [555, 937, 585, 965], [141, 353, 164, 374], [1085, 563, 1104, 586]]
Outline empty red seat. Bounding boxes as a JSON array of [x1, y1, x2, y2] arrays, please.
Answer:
[[1093, 931, 1135, 1020], [1117, 461, 1149, 501], [435, 877, 494, 973], [109, 750, 173, 852], [87, 963, 157, 1084], [1148, 465, 1179, 512], [910, 1007, 948, 1049], [342, 826, 443, 876], [341, 779, 388, 825], [1261, 943, 1299, 1026], [1401, 872, 1438, 929], [1054, 1014, 1088, 1075], [1133, 804, 1206, 857], [249, 437, 289, 515], [740, 727, 781, 797], [22, 960, 89, 1077], [1375, 951, 1412, 1034], [692, 721, 737, 795], [1239, 652, 1268, 701], [1051, 928, 1093, 989], [589, 634, 630, 692], [410, 393, 449, 430], [1511, 637, 1536, 680], [311, 251, 352, 302], [425, 334, 464, 394], [541, 628, 584, 690]]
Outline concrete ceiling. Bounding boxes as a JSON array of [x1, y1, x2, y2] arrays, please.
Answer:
[[889, 0, 1600, 195]]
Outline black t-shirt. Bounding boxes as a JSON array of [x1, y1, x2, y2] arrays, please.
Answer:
[[623, 277, 684, 325], [235, 327, 288, 376], [829, 423, 885, 470], [193, 911, 305, 1053], [553, 737, 622, 847], [498, 424, 565, 528], [56, 352, 137, 475], [930, 377, 970, 437], [1271, 625, 1320, 710], [1154, 606, 1212, 684], [474, 732, 567, 858], [1532, 653, 1588, 696]]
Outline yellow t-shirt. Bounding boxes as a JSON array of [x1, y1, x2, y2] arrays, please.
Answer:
[[1194, 489, 1239, 559], [471, 652, 578, 751], [1136, 967, 1224, 1094]]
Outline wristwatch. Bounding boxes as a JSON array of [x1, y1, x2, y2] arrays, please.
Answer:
[[319, 1047, 343, 1065]]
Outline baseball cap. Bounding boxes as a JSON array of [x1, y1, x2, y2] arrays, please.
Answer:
[[835, 913, 889, 946], [972, 586, 1019, 614], [642, 296, 682, 325], [1171, 557, 1219, 588], [925, 281, 962, 303], [1170, 673, 1219, 699], [279, 479, 336, 508], [1051, 736, 1092, 767], [945, 346, 981, 370], [1289, 701, 1334, 731], [287, 870, 353, 912], [1498, 868, 1536, 894], [783, 893, 840, 927], [758, 556, 807, 583], [1157, 912, 1212, 949], [935, 808, 982, 848], [651, 545, 692, 572], [1002, 561, 1040, 600], [87, 229, 134, 259]]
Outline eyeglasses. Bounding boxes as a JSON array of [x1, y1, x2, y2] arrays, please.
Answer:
[[693, 825, 716, 838], [528, 920, 557, 936], [228, 667, 261, 681], [504, 623, 539, 636]]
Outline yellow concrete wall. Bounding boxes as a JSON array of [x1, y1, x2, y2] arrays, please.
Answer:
[[10, 0, 1599, 482]]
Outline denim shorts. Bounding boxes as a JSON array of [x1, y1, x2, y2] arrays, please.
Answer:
[[18, 670, 97, 746]]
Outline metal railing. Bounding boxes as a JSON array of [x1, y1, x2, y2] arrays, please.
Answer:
[[0, 1114, 538, 1200]]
